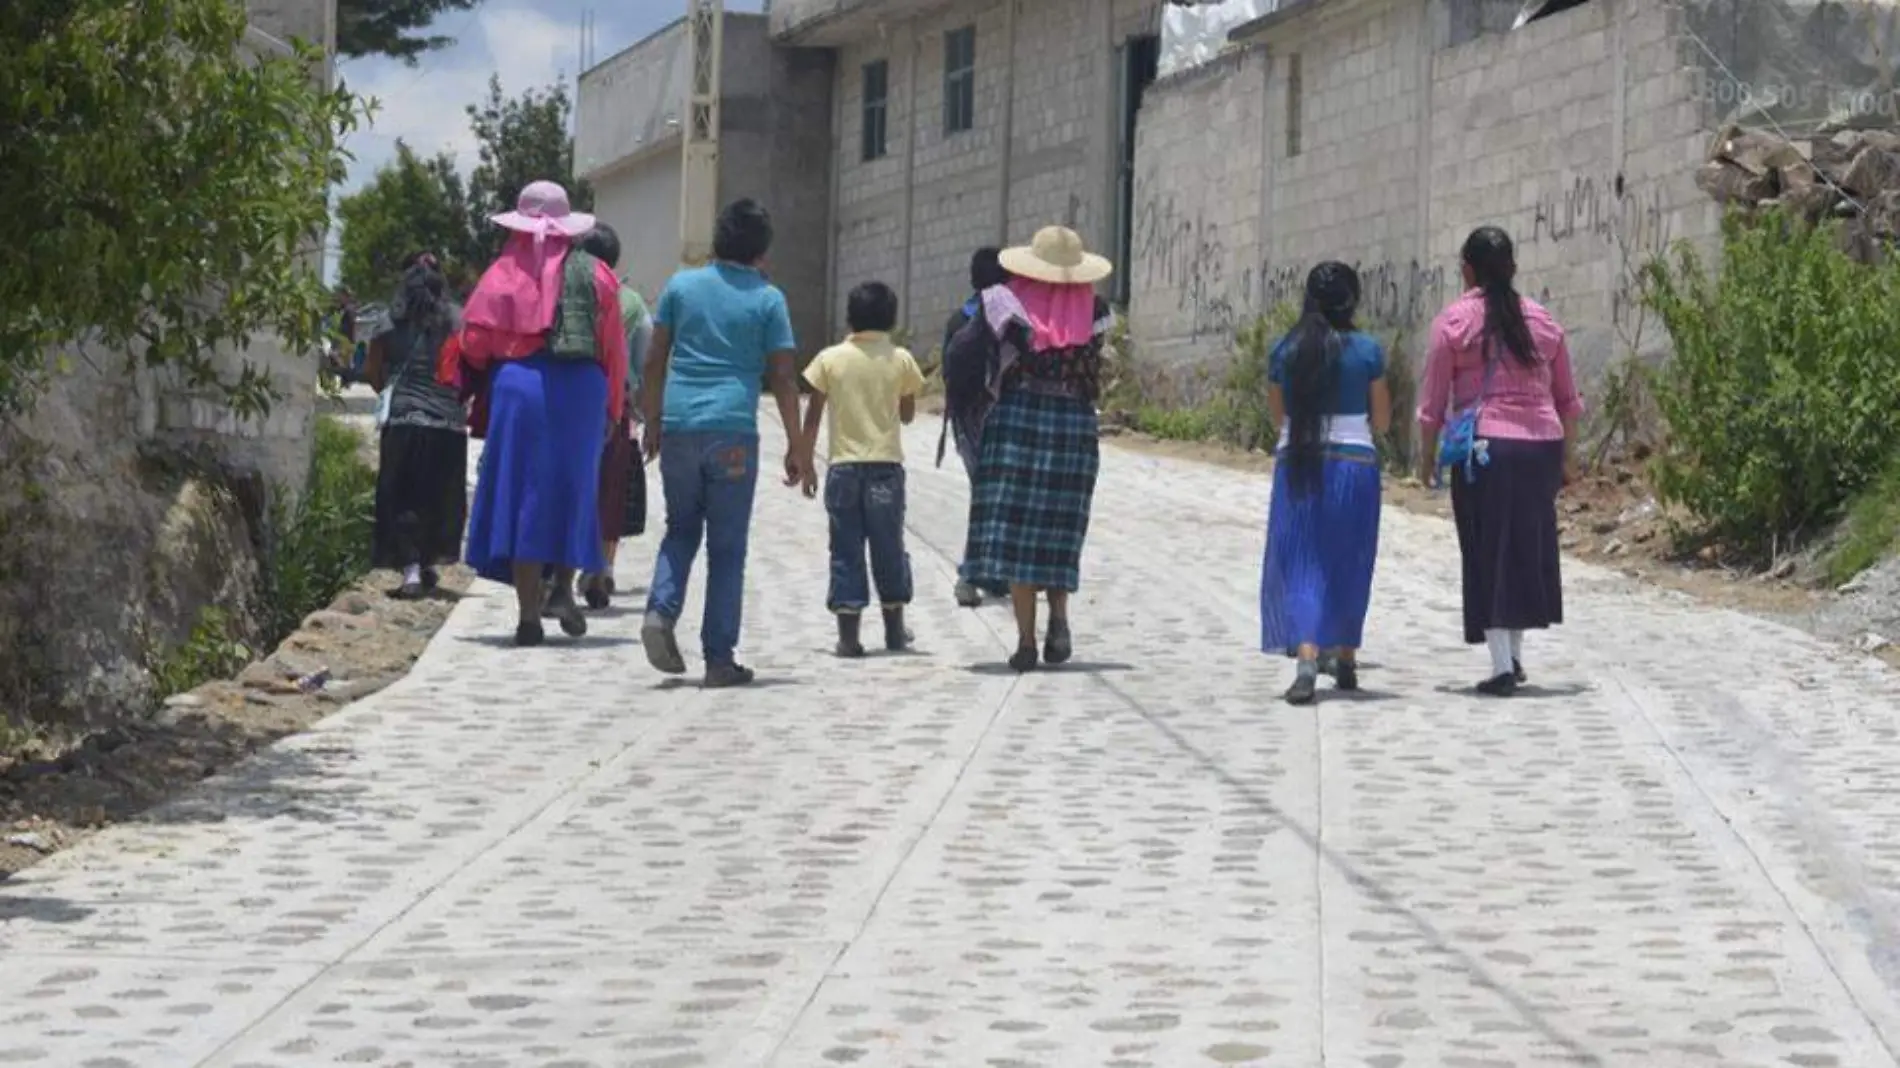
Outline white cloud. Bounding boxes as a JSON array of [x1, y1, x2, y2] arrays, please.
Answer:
[[337, 3, 585, 192]]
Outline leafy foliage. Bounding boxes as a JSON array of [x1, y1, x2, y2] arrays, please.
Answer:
[[337, 76, 587, 301], [338, 0, 481, 63], [0, 0, 363, 415], [263, 418, 376, 643], [336, 142, 478, 297], [1643, 209, 1900, 557], [149, 607, 252, 700]]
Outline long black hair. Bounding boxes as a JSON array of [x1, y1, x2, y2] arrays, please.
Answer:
[[1461, 226, 1537, 367], [1282, 261, 1361, 493], [390, 251, 451, 336]]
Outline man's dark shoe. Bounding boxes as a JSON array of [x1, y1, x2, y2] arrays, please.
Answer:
[[642, 612, 687, 674], [704, 662, 756, 688], [882, 607, 912, 652], [1477, 673, 1519, 698], [836, 613, 865, 658]]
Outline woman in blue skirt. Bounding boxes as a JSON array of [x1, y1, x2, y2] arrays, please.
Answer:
[[1260, 262, 1391, 705]]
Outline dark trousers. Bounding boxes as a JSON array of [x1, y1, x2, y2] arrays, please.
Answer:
[[826, 462, 912, 612]]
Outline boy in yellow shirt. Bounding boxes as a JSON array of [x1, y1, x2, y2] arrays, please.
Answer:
[[801, 282, 926, 656]]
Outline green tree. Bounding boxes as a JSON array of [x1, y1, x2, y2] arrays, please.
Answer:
[[336, 142, 479, 298], [0, 0, 362, 415], [338, 0, 483, 63], [465, 76, 592, 263]]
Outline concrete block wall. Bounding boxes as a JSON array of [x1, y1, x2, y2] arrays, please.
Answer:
[[590, 155, 685, 303], [1128, 0, 1723, 389], [822, 0, 1166, 349]]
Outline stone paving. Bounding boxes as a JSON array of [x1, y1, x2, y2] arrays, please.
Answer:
[[5, 416, 1900, 1067]]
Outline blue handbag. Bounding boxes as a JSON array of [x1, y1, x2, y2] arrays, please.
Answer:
[[1437, 351, 1498, 483]]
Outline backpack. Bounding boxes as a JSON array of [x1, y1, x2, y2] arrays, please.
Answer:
[[937, 299, 1005, 469]]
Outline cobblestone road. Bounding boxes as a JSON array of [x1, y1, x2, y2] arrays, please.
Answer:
[[5, 416, 1900, 1067]]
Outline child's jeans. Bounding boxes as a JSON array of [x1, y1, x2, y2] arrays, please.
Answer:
[[826, 462, 912, 612]]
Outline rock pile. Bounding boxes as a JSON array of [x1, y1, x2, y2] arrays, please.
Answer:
[[1698, 124, 1900, 256]]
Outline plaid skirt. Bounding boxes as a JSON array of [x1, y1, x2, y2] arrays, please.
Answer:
[[962, 388, 1100, 592]]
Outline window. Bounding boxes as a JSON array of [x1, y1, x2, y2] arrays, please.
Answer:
[[944, 25, 976, 135], [1285, 51, 1304, 158], [862, 60, 889, 161]]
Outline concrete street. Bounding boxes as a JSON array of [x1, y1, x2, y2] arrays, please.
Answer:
[[4, 415, 1900, 1067]]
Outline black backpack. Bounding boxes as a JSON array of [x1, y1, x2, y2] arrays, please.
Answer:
[[937, 299, 1012, 468]]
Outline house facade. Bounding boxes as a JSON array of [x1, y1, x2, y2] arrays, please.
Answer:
[[576, 13, 835, 352], [773, 0, 1183, 348]]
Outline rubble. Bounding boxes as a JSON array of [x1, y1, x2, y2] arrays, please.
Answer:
[[1700, 124, 1900, 257]]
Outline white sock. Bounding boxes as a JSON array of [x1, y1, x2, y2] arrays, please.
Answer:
[[1485, 629, 1514, 678], [1509, 631, 1523, 663], [402, 564, 422, 585]]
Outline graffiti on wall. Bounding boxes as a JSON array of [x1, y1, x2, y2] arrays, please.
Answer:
[[1526, 171, 1673, 329], [1132, 182, 1447, 342]]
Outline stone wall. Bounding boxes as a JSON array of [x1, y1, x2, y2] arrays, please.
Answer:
[[1128, 0, 1719, 388], [0, 0, 337, 732]]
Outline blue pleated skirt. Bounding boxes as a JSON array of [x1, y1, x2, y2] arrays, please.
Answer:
[[466, 355, 608, 583], [1260, 448, 1382, 655]]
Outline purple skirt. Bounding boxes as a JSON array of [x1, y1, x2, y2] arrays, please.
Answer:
[[1451, 437, 1566, 644]]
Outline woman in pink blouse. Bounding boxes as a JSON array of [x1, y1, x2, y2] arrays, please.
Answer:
[[1416, 226, 1583, 696]]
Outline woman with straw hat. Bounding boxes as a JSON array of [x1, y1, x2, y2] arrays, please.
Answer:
[[445, 180, 629, 646], [957, 225, 1115, 672]]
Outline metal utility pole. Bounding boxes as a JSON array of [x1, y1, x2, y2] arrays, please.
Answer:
[[679, 0, 724, 266]]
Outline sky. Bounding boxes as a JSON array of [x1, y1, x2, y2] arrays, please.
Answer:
[[327, 0, 763, 271]]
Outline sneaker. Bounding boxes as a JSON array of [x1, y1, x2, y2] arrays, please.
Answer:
[[954, 581, 983, 608], [641, 612, 687, 675], [836, 613, 865, 658], [704, 661, 756, 688]]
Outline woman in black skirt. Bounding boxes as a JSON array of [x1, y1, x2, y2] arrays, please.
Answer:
[[1416, 227, 1583, 696], [365, 253, 467, 599]]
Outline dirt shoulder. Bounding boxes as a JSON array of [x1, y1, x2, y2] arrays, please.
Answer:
[[0, 565, 471, 877]]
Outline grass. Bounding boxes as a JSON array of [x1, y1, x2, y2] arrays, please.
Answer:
[[1826, 453, 1900, 587], [262, 416, 376, 643]]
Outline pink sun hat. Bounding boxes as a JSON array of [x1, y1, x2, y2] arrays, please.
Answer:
[[490, 180, 595, 237]]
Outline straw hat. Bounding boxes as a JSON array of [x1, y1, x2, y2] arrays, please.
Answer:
[[491, 180, 596, 238], [999, 226, 1114, 285]]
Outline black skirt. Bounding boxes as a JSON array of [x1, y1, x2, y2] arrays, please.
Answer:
[[373, 423, 468, 569], [1450, 437, 1565, 644]]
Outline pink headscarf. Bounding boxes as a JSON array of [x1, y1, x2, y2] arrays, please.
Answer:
[[1006, 277, 1096, 351], [461, 231, 571, 335]]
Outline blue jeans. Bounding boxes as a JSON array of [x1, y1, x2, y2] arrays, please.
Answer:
[[826, 463, 912, 612], [647, 432, 759, 665]]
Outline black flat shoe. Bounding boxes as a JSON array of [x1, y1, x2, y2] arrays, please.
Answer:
[[515, 620, 545, 647], [421, 567, 440, 591], [550, 598, 587, 638], [1043, 620, 1072, 665], [1008, 644, 1039, 673], [1334, 661, 1359, 692], [1285, 674, 1318, 706], [1514, 659, 1527, 684], [581, 575, 610, 610], [1477, 673, 1519, 697]]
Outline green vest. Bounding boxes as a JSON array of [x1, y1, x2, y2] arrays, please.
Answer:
[[547, 249, 601, 360]]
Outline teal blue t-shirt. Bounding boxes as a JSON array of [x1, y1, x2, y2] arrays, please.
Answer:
[[1269, 329, 1386, 414], [655, 263, 797, 434]]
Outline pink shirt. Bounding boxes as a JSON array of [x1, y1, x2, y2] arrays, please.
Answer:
[[1417, 289, 1582, 442]]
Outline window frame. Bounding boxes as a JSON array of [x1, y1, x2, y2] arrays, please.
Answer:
[[861, 59, 890, 162], [1286, 51, 1304, 158], [943, 25, 977, 136]]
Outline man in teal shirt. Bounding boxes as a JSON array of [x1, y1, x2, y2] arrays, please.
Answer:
[[640, 199, 813, 687]]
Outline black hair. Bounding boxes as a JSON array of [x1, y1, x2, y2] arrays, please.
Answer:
[[713, 199, 774, 265], [1281, 261, 1361, 494], [847, 281, 900, 333], [1461, 226, 1537, 367], [390, 256, 450, 335], [970, 247, 1007, 291], [580, 223, 622, 269]]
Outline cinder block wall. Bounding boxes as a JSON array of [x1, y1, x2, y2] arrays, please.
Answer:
[[1128, 0, 1721, 389], [825, 0, 1162, 350]]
